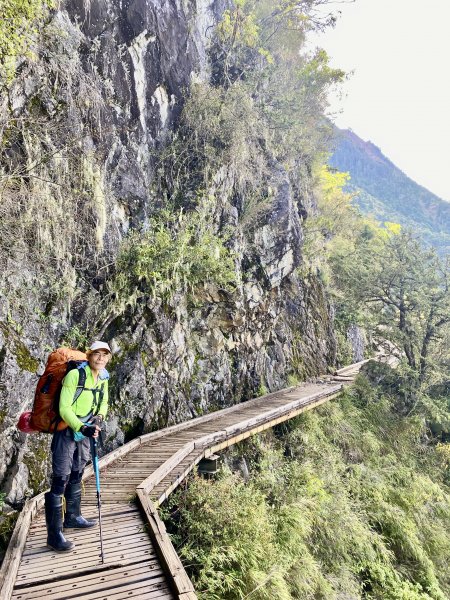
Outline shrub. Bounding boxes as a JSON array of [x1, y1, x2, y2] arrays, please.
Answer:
[[165, 382, 450, 599], [110, 204, 237, 312]]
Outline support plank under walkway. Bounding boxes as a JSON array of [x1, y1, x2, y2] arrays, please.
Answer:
[[1, 356, 392, 599]]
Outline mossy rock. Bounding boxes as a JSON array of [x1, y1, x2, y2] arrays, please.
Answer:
[[22, 437, 51, 495], [0, 322, 39, 373], [13, 341, 39, 373]]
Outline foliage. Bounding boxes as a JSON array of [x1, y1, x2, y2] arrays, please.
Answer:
[[213, 0, 345, 163], [110, 202, 237, 313], [331, 227, 450, 383], [302, 165, 359, 269], [302, 163, 450, 393], [60, 324, 90, 349], [214, 0, 339, 85], [159, 81, 270, 211], [0, 493, 19, 553], [158, 0, 345, 228], [165, 379, 450, 599], [0, 14, 112, 328], [0, 0, 53, 84]]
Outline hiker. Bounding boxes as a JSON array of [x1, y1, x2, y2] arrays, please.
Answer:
[[45, 341, 111, 552]]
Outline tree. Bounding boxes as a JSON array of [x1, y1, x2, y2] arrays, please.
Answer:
[[331, 226, 450, 384]]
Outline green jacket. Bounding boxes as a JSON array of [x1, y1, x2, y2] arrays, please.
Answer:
[[59, 365, 109, 432]]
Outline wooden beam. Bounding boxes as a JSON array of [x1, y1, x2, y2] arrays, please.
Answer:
[[0, 493, 43, 600], [334, 356, 377, 376], [83, 438, 142, 479], [136, 490, 197, 599], [136, 443, 196, 495]]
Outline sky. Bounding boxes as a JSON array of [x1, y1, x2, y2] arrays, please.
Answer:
[[308, 0, 450, 202]]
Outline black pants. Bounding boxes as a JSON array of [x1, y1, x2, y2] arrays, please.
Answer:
[[51, 428, 91, 478]]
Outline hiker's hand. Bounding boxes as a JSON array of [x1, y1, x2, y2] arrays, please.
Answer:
[[80, 424, 100, 438], [90, 415, 103, 427]]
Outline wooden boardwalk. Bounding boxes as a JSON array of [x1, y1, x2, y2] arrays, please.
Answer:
[[1, 358, 389, 599]]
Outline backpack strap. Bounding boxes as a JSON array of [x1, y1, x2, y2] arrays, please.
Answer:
[[90, 383, 105, 416], [73, 366, 104, 417], [72, 366, 87, 406]]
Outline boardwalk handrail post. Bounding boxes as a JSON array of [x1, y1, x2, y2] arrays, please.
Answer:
[[90, 436, 105, 563]]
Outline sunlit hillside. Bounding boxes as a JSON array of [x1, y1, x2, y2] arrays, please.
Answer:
[[330, 128, 450, 253]]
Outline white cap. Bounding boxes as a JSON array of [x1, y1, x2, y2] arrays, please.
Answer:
[[88, 341, 112, 354]]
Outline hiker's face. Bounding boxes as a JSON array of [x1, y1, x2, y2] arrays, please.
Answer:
[[88, 350, 111, 371]]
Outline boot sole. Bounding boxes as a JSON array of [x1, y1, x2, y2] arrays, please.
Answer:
[[47, 543, 75, 552]]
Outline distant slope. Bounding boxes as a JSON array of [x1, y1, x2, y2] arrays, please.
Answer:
[[329, 128, 450, 253]]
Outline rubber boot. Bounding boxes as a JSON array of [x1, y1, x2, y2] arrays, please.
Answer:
[[45, 492, 75, 552], [63, 482, 97, 529]]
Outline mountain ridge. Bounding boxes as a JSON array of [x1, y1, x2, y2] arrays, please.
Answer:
[[329, 128, 450, 253]]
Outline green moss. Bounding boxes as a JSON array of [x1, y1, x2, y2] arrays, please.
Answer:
[[82, 154, 107, 250], [291, 334, 307, 380], [140, 351, 149, 368], [0, 322, 39, 372], [121, 417, 144, 443], [0, 509, 18, 553], [257, 382, 268, 397], [335, 330, 353, 367], [287, 374, 300, 387], [60, 325, 89, 349], [13, 341, 39, 373], [22, 438, 50, 495]]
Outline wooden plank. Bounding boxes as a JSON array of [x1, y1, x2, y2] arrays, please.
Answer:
[[11, 560, 161, 599], [82, 438, 142, 481], [120, 593, 173, 600], [128, 593, 173, 600], [24, 528, 150, 556], [27, 510, 142, 534], [136, 382, 304, 447], [152, 452, 204, 492], [152, 454, 206, 507], [17, 537, 155, 575], [26, 515, 143, 542], [137, 491, 196, 599], [334, 357, 372, 376], [220, 386, 342, 438], [208, 393, 340, 455], [27, 505, 139, 530], [22, 526, 151, 557], [15, 546, 156, 586], [74, 577, 171, 600]]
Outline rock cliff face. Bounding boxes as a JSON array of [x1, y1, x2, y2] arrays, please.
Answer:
[[0, 0, 336, 507]]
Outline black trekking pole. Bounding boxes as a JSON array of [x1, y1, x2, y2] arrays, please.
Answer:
[[91, 436, 105, 563]]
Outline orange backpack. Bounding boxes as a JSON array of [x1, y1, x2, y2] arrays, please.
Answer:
[[18, 348, 88, 434]]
